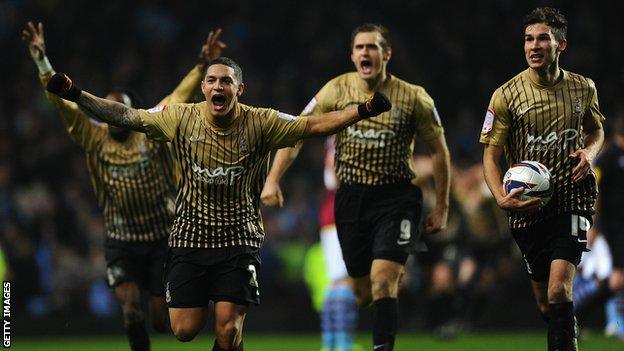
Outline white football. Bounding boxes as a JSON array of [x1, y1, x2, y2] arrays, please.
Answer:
[[503, 160, 552, 206]]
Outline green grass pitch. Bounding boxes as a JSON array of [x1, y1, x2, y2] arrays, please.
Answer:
[[14, 332, 622, 350]]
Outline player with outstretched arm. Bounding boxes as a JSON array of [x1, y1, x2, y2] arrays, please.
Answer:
[[45, 57, 391, 351]]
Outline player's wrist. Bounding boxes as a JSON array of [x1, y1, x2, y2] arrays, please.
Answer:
[[35, 55, 52, 75], [357, 92, 392, 119], [46, 73, 82, 102]]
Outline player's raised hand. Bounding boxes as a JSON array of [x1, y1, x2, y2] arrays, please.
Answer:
[[260, 180, 284, 207], [569, 148, 593, 183], [497, 187, 541, 212], [21, 21, 46, 60], [199, 28, 227, 65], [425, 205, 448, 234]]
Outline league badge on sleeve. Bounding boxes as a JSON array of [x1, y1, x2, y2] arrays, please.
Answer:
[[432, 106, 442, 126], [482, 108, 495, 132], [301, 97, 318, 115], [146, 105, 167, 114]]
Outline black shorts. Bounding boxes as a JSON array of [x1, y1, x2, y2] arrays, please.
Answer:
[[335, 182, 423, 278], [105, 237, 168, 296], [511, 213, 590, 282], [602, 228, 624, 269], [164, 246, 261, 308]]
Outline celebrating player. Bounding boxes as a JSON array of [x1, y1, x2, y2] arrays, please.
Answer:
[[261, 24, 451, 350], [480, 8, 605, 350], [44, 56, 391, 350], [23, 21, 225, 351]]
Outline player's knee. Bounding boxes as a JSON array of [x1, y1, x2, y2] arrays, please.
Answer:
[[371, 277, 396, 299], [172, 324, 199, 342], [548, 281, 572, 303], [353, 285, 372, 306], [216, 321, 240, 347]]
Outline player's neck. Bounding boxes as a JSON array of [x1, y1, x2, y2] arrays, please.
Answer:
[[530, 61, 562, 87], [359, 71, 388, 93], [205, 105, 238, 129]]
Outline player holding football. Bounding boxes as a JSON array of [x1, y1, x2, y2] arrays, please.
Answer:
[[45, 56, 391, 350], [480, 8, 605, 350], [261, 24, 451, 351], [23, 21, 225, 351]]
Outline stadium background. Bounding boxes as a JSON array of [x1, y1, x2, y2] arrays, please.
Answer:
[[1, 0, 623, 348]]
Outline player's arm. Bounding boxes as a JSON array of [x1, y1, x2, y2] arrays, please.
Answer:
[[261, 142, 302, 207], [423, 134, 450, 234], [303, 92, 391, 137], [159, 29, 227, 105], [45, 72, 146, 132], [22, 21, 97, 147], [570, 84, 605, 183], [483, 144, 541, 212]]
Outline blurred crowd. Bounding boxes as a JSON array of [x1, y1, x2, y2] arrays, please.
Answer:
[[1, 0, 623, 330]]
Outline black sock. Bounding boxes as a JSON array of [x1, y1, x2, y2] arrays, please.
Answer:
[[126, 323, 150, 351], [212, 340, 243, 351], [373, 297, 397, 351], [547, 302, 576, 351]]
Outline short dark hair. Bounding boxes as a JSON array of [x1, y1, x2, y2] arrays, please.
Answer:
[[351, 24, 391, 52], [524, 7, 568, 42], [205, 57, 243, 83]]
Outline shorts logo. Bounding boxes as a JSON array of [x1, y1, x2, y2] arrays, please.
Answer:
[[247, 265, 260, 296], [523, 256, 533, 274], [165, 282, 171, 303], [106, 266, 124, 286], [481, 108, 494, 132], [397, 219, 411, 245]]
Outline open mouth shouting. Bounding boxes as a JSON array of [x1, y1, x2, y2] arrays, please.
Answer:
[[360, 59, 374, 75], [211, 94, 227, 112]]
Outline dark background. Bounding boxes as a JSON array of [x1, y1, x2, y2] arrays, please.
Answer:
[[0, 0, 622, 336]]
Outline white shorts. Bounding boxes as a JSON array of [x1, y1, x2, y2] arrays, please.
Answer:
[[579, 234, 612, 280], [320, 225, 349, 282]]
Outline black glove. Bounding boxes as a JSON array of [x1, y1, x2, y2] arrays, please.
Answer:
[[46, 73, 82, 102], [357, 92, 392, 119]]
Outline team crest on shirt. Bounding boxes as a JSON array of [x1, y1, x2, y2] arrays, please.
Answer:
[[481, 108, 495, 132], [239, 138, 250, 155], [573, 97, 583, 119]]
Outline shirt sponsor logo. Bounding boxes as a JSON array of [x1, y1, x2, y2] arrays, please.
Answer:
[[345, 126, 396, 147], [482, 108, 495, 132], [527, 128, 579, 151], [192, 164, 244, 185]]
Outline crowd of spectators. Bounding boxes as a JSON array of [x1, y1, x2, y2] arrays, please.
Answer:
[[1, 0, 622, 330]]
